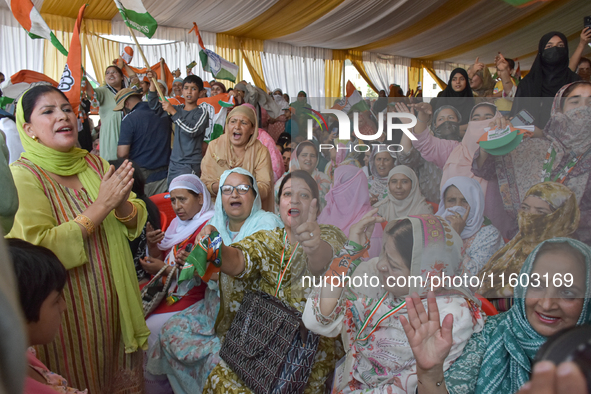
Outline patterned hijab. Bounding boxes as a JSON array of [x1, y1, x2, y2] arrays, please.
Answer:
[[475, 238, 591, 394], [478, 182, 580, 298]]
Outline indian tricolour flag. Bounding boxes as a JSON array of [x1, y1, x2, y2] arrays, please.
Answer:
[[189, 23, 238, 82], [114, 0, 157, 38], [4, 0, 67, 56]]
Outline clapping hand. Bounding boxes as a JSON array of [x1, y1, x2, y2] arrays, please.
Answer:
[[97, 160, 134, 212]]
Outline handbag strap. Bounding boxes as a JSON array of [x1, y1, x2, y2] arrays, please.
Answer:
[[275, 231, 299, 297]]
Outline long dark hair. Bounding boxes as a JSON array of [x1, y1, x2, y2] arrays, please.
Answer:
[[276, 170, 320, 209], [21, 86, 68, 123]]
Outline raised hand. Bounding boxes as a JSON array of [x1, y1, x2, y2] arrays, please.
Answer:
[[146, 222, 165, 245], [294, 198, 321, 254], [348, 208, 384, 246], [400, 292, 454, 372], [488, 116, 509, 131], [580, 27, 591, 45], [161, 100, 176, 115], [495, 52, 509, 72], [445, 204, 470, 237], [97, 160, 134, 212]]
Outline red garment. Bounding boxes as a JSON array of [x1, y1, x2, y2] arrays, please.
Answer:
[[142, 222, 207, 316]]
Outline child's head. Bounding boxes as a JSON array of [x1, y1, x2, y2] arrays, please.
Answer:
[[182, 75, 204, 105], [8, 239, 67, 346]]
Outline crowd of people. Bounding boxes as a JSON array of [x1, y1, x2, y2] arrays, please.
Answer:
[[0, 27, 591, 394]]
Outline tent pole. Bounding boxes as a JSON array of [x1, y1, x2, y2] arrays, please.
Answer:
[[125, 24, 167, 102]]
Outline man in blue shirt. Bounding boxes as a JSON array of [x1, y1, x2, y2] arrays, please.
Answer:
[[115, 88, 172, 196]]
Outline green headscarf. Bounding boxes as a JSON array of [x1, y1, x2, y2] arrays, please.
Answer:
[[15, 88, 149, 352], [474, 237, 591, 394]]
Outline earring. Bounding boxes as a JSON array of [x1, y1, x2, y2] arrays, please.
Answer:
[[31, 135, 38, 142]]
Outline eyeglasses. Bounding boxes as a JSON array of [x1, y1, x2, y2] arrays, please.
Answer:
[[221, 184, 252, 195]]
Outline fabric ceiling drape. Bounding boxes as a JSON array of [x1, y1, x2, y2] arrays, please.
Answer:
[[261, 41, 327, 101], [224, 0, 345, 40], [362, 52, 410, 94], [0, 8, 44, 77]]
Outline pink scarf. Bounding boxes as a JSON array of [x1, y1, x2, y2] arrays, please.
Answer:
[[441, 103, 500, 196]]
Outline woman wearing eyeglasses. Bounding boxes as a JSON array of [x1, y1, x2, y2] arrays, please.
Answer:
[[201, 105, 275, 211], [203, 169, 347, 394], [146, 168, 283, 393]]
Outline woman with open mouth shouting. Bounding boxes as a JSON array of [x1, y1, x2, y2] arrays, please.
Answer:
[[146, 168, 283, 394], [275, 141, 331, 210], [203, 169, 347, 394], [201, 105, 275, 211]]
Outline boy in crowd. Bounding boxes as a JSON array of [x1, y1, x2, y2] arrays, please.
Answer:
[[147, 71, 209, 184]]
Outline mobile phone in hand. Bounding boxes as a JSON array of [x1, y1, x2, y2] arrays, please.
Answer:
[[585, 16, 591, 29], [185, 243, 193, 253]]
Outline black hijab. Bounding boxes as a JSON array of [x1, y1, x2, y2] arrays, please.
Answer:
[[431, 68, 475, 125], [511, 32, 580, 127]]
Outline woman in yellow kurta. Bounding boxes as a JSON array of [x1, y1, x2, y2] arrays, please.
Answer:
[[7, 85, 149, 393], [200, 105, 274, 211]]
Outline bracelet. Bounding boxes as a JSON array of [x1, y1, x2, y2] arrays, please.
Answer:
[[74, 215, 95, 235], [114, 202, 137, 223]]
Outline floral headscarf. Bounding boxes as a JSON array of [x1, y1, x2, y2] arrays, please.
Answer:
[[478, 182, 580, 298]]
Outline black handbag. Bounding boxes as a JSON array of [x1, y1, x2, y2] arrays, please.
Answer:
[[219, 290, 319, 394]]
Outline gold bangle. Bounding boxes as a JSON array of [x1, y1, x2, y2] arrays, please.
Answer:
[[74, 215, 95, 235], [114, 202, 137, 223]]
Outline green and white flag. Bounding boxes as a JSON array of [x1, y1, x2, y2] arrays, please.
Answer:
[[114, 0, 157, 38], [190, 23, 238, 82], [4, 0, 68, 56]]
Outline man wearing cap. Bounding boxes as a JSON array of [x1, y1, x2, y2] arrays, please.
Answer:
[[115, 87, 172, 196]]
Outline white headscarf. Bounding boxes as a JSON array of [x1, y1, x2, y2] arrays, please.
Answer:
[[158, 174, 215, 251], [435, 176, 485, 239], [375, 166, 432, 221]]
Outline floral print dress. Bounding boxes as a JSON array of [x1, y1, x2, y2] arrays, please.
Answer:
[[204, 225, 347, 394]]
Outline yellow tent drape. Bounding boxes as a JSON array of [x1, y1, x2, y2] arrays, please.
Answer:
[[42, 14, 79, 83], [224, 0, 344, 40], [85, 21, 118, 85], [346, 50, 379, 94], [355, 0, 480, 52], [325, 50, 345, 101], [424, 67, 447, 90], [215, 34, 243, 89], [40, 0, 118, 20], [240, 38, 267, 91], [408, 59, 424, 94]]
